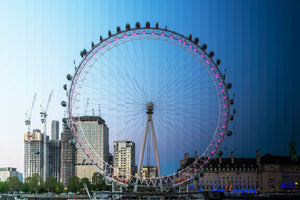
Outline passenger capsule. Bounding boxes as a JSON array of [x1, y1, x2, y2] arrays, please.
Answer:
[[226, 83, 232, 89], [201, 44, 207, 50], [208, 51, 214, 58], [126, 24, 130, 30], [100, 36, 103, 42], [66, 74, 72, 81], [80, 49, 87, 58], [69, 139, 75, 145], [233, 109, 236, 114], [155, 22, 159, 29], [91, 42, 95, 48], [189, 34, 192, 41], [218, 151, 223, 157], [227, 131, 232, 136], [146, 21, 150, 28], [216, 59, 221, 66], [116, 26, 121, 33], [62, 118, 67, 123], [61, 101, 67, 107], [230, 99, 234, 105], [108, 30, 112, 37], [136, 22, 140, 28], [230, 115, 234, 121], [63, 84, 67, 91], [194, 37, 199, 45]]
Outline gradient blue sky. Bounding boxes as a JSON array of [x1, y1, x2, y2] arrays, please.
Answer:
[[0, 0, 299, 174]]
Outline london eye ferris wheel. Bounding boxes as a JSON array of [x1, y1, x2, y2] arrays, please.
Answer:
[[62, 22, 234, 188]]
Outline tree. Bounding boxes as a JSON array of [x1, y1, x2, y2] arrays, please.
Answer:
[[7, 176, 22, 193], [91, 172, 106, 191], [67, 175, 80, 192], [0, 181, 9, 193], [79, 178, 92, 194], [37, 181, 45, 194], [92, 172, 102, 185], [45, 176, 57, 192], [22, 182, 29, 193], [25, 173, 42, 194], [54, 181, 64, 194]]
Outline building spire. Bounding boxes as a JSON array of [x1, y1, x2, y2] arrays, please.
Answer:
[[289, 138, 298, 162]]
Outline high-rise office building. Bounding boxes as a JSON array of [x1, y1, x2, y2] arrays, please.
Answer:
[[61, 123, 76, 186], [109, 153, 113, 166], [75, 116, 109, 181], [113, 141, 135, 180], [24, 129, 49, 180], [48, 121, 61, 181], [48, 140, 61, 181], [51, 120, 59, 140]]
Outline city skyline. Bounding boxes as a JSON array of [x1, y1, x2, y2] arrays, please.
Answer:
[[0, 0, 299, 175]]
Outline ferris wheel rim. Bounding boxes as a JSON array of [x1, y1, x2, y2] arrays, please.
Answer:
[[66, 24, 231, 187]]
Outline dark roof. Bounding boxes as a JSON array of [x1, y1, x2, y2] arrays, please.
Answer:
[[73, 116, 106, 125], [180, 153, 300, 172], [260, 153, 300, 165], [181, 157, 258, 170], [204, 158, 258, 170], [185, 158, 196, 166]]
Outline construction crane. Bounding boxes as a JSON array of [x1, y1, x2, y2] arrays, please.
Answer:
[[25, 93, 37, 134], [25, 93, 37, 178], [40, 89, 54, 182]]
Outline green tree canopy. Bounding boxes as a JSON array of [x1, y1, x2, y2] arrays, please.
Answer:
[[0, 181, 9, 193], [67, 175, 80, 192], [45, 176, 57, 192], [25, 173, 42, 193], [54, 181, 64, 194], [79, 177, 92, 194], [22, 182, 29, 193], [91, 172, 108, 191], [7, 176, 21, 192]]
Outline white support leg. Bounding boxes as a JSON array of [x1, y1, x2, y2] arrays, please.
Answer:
[[149, 115, 161, 177], [135, 102, 162, 193], [135, 115, 150, 190]]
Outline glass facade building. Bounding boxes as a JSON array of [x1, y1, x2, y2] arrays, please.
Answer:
[[61, 123, 76, 186], [51, 120, 59, 140], [113, 140, 135, 180]]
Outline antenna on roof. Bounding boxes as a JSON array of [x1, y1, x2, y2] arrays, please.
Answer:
[[98, 104, 101, 118], [85, 98, 89, 116]]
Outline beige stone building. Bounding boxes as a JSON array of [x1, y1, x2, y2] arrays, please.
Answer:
[[258, 151, 300, 191], [180, 139, 300, 193], [75, 116, 109, 181]]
